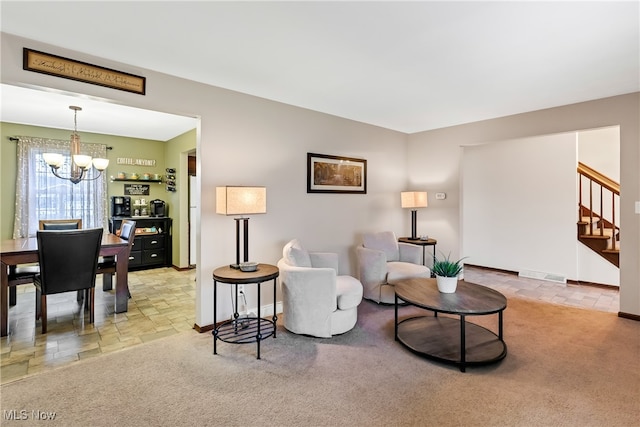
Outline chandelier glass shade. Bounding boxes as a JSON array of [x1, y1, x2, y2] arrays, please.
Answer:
[[42, 106, 109, 184]]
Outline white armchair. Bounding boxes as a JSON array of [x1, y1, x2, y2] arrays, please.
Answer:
[[277, 239, 363, 338], [355, 231, 431, 304]]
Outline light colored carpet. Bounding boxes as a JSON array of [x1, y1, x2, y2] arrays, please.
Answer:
[[1, 296, 638, 426]]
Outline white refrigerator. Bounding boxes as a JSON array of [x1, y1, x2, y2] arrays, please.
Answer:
[[189, 175, 198, 266]]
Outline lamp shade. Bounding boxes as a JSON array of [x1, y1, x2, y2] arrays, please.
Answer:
[[401, 191, 428, 209], [216, 186, 267, 215]]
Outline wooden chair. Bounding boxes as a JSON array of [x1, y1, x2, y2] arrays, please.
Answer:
[[8, 219, 82, 306], [34, 228, 103, 334], [97, 220, 136, 298]]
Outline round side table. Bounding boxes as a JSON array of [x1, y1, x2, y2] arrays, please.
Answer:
[[212, 264, 279, 359]]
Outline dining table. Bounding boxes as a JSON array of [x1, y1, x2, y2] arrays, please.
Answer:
[[1, 233, 130, 337]]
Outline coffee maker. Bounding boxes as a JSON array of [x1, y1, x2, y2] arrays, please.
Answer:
[[150, 199, 167, 217], [111, 196, 132, 217]]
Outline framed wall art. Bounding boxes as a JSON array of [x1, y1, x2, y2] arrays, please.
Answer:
[[307, 152, 367, 194]]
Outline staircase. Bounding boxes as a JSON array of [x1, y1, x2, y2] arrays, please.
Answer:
[[577, 162, 620, 267]]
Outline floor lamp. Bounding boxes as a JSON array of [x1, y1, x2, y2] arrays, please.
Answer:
[[216, 186, 267, 269], [401, 191, 428, 239]]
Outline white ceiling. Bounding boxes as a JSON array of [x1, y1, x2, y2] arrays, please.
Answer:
[[0, 84, 199, 141], [1, 1, 638, 140]]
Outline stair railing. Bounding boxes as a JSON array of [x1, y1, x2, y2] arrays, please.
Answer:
[[577, 162, 620, 250]]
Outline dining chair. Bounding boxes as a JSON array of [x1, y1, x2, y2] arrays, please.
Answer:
[[7, 266, 39, 306], [8, 219, 82, 306], [34, 228, 103, 334], [97, 219, 136, 298], [38, 218, 83, 230]]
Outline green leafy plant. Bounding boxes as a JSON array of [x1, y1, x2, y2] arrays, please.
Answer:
[[432, 252, 468, 278]]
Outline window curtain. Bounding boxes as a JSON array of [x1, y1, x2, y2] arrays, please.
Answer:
[[13, 136, 108, 238]]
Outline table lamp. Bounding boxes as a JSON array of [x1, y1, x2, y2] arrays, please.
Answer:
[[401, 191, 428, 239], [216, 186, 267, 269]]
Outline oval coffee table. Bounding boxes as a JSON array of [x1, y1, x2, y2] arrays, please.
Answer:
[[394, 278, 507, 372]]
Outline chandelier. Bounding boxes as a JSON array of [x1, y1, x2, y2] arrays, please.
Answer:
[[42, 106, 109, 184]]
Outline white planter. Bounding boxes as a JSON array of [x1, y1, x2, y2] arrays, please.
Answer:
[[436, 275, 458, 293]]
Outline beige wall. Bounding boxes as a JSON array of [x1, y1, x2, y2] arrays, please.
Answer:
[[578, 126, 620, 180], [2, 33, 638, 324]]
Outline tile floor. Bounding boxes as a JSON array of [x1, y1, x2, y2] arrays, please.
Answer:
[[0, 265, 619, 384], [463, 266, 620, 313], [1, 267, 196, 384]]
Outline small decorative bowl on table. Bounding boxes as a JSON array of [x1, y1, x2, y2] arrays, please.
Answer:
[[239, 262, 258, 272]]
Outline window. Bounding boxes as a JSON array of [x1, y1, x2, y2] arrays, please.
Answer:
[[13, 136, 108, 238]]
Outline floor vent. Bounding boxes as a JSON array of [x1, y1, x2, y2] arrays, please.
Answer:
[[518, 270, 567, 284]]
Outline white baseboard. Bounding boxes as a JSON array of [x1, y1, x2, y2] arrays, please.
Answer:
[[248, 302, 283, 317], [518, 269, 567, 284]]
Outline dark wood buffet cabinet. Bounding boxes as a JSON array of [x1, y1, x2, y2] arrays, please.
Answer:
[[109, 217, 172, 270]]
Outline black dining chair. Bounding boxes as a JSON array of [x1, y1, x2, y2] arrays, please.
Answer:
[[8, 219, 82, 306], [39, 219, 83, 230], [97, 219, 136, 298], [7, 265, 40, 306], [34, 228, 103, 334]]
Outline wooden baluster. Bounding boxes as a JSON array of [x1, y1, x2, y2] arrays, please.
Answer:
[[589, 182, 593, 235], [611, 195, 617, 250], [578, 173, 583, 222], [599, 185, 604, 236]]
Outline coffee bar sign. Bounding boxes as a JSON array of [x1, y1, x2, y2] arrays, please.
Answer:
[[124, 184, 150, 196], [117, 157, 156, 166]]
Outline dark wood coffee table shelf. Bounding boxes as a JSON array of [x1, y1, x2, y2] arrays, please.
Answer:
[[394, 278, 507, 372]]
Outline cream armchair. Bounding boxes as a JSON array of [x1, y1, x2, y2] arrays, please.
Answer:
[[277, 239, 363, 338], [355, 231, 431, 304]]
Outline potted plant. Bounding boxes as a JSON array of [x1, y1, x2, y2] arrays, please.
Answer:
[[432, 252, 467, 293]]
